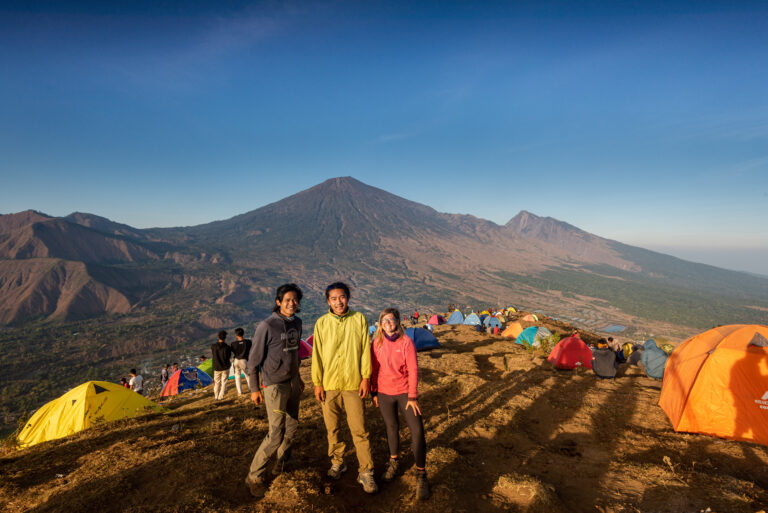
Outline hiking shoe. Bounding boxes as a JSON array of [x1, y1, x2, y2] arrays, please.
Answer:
[[357, 470, 378, 494], [382, 458, 399, 482], [327, 462, 347, 480], [415, 471, 430, 500], [244, 475, 266, 498]]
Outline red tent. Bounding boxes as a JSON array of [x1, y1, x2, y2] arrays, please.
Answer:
[[299, 335, 314, 360], [547, 336, 593, 370], [428, 314, 446, 325]]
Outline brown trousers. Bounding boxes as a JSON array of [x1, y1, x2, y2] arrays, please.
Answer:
[[321, 390, 373, 472]]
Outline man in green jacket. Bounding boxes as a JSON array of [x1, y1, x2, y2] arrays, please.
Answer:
[[312, 282, 377, 493]]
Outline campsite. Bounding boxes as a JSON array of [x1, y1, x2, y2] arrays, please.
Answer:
[[2, 319, 767, 513]]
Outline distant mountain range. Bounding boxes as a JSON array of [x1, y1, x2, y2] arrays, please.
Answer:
[[2, 176, 767, 329]]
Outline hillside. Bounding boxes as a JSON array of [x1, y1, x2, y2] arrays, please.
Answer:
[[3, 325, 767, 513], [2, 176, 768, 434]]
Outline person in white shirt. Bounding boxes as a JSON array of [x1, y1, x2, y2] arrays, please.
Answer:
[[129, 369, 144, 395]]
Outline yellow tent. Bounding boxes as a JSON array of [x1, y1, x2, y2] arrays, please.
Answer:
[[502, 321, 524, 339], [480, 310, 490, 316], [18, 381, 163, 448]]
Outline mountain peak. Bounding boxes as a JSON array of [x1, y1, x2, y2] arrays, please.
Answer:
[[0, 210, 53, 233]]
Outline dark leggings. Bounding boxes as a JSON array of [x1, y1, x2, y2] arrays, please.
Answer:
[[377, 393, 426, 468]]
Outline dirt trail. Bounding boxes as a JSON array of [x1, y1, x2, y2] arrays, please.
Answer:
[[2, 325, 767, 512]]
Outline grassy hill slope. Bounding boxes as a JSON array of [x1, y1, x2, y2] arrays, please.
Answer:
[[3, 325, 767, 513]]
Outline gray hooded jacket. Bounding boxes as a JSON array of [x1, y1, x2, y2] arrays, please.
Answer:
[[247, 312, 302, 388]]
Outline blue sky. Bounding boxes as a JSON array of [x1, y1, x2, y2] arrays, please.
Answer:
[[1, 1, 767, 274]]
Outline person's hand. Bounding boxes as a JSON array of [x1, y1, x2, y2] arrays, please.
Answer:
[[251, 391, 263, 406], [372, 395, 379, 408], [314, 385, 325, 402], [358, 378, 370, 398], [406, 399, 422, 416]]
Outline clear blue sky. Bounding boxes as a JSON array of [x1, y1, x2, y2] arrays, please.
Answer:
[[2, 1, 767, 274]]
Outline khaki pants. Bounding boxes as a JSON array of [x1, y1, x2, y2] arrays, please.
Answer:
[[232, 358, 254, 395], [248, 376, 302, 480], [213, 370, 228, 400], [321, 390, 373, 472]]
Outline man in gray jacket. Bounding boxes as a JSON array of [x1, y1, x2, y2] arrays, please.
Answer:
[[244, 283, 305, 497]]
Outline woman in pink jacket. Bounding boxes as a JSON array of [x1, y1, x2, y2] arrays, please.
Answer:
[[371, 308, 429, 500]]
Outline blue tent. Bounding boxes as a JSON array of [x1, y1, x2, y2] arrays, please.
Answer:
[[405, 328, 441, 351], [161, 367, 213, 397], [479, 314, 488, 324], [640, 340, 668, 379], [483, 316, 502, 329], [446, 310, 464, 324], [369, 325, 377, 336], [463, 313, 481, 326], [516, 327, 552, 348]]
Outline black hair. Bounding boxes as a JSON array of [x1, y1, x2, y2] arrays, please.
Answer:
[[235, 327, 244, 337], [218, 330, 227, 341], [324, 282, 351, 300], [272, 283, 303, 313], [130, 368, 137, 375]]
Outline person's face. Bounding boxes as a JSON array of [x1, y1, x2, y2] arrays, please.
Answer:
[[381, 313, 399, 336], [277, 291, 300, 317], [326, 288, 349, 315]]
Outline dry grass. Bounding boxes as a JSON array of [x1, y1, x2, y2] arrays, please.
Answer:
[[2, 324, 767, 513]]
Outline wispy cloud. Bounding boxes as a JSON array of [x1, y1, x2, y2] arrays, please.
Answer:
[[107, 11, 282, 90]]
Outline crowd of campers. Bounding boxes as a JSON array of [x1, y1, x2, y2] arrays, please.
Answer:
[[13, 287, 768, 499]]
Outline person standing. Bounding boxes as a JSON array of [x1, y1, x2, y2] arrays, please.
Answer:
[[161, 364, 170, 389], [245, 284, 305, 497], [312, 282, 377, 494], [128, 369, 143, 395], [231, 328, 254, 396], [211, 330, 232, 400], [370, 308, 430, 500]]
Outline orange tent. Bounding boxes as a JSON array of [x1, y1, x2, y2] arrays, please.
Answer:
[[501, 321, 523, 339], [521, 314, 538, 322], [659, 325, 768, 446]]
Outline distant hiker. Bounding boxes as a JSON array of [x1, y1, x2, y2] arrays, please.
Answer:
[[607, 337, 626, 363], [161, 364, 170, 388], [640, 340, 668, 379], [211, 330, 233, 400], [371, 308, 430, 500], [199, 355, 207, 362], [120, 377, 130, 388], [591, 340, 618, 379], [627, 344, 644, 366], [245, 284, 304, 497], [129, 369, 143, 395], [312, 282, 377, 493], [172, 362, 179, 375], [413, 310, 419, 324], [231, 327, 254, 396]]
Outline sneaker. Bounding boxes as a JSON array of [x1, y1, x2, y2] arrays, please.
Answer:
[[357, 470, 378, 494], [244, 475, 266, 498], [327, 462, 347, 480], [382, 458, 399, 482], [415, 471, 430, 500]]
